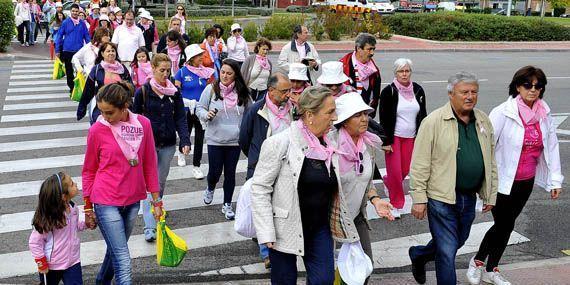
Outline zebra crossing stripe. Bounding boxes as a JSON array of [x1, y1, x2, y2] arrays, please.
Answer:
[[12, 64, 55, 69], [9, 80, 70, 86], [10, 74, 54, 80], [7, 86, 70, 93], [5, 93, 71, 101], [0, 122, 89, 136], [0, 137, 86, 152], [0, 111, 77, 122], [11, 69, 53, 74], [3, 101, 77, 111], [13, 60, 54, 64]]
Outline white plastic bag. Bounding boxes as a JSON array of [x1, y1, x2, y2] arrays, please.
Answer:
[[234, 178, 256, 238], [338, 241, 373, 285]]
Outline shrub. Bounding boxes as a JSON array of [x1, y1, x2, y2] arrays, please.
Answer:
[[247, 7, 273, 16], [383, 12, 570, 41], [0, 0, 15, 52], [186, 22, 205, 44], [212, 17, 234, 41], [186, 9, 248, 17], [155, 19, 169, 36], [482, 7, 492, 14], [260, 14, 307, 40], [243, 21, 259, 42], [286, 5, 315, 13], [354, 13, 391, 40]]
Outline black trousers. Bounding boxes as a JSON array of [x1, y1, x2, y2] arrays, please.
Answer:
[[186, 112, 205, 167], [60, 51, 77, 92], [250, 89, 267, 102], [475, 177, 534, 271], [17, 21, 30, 44]]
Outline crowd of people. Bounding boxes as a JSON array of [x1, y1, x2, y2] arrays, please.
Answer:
[[22, 2, 564, 285]]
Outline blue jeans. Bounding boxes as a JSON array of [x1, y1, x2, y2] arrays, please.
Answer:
[[409, 192, 476, 285], [29, 21, 36, 45], [207, 145, 241, 204], [269, 226, 335, 285], [95, 203, 140, 285], [143, 145, 176, 230], [38, 262, 82, 284], [259, 243, 269, 260]]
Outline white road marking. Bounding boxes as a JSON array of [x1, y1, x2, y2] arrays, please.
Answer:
[[3, 101, 77, 111], [10, 74, 54, 80], [0, 111, 77, 122], [0, 122, 89, 136], [6, 93, 70, 101], [11, 69, 53, 74], [9, 80, 69, 86], [7, 86, 69, 93], [13, 60, 54, 64], [12, 64, 55, 69], [0, 137, 86, 153]]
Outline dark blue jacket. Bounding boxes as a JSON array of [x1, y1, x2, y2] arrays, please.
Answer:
[[76, 63, 132, 124], [55, 18, 91, 53], [239, 97, 273, 179], [132, 82, 191, 151]]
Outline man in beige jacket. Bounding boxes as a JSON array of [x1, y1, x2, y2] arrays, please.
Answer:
[[408, 72, 498, 285]]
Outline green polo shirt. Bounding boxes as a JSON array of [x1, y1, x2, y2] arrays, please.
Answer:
[[454, 110, 485, 194]]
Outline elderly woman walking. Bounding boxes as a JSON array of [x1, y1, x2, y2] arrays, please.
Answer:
[[466, 66, 563, 285], [378, 58, 427, 218], [251, 86, 359, 284]]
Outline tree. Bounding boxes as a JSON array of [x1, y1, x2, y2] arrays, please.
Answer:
[[542, 0, 570, 17]]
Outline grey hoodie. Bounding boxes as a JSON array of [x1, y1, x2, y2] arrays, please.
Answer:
[[197, 84, 250, 146]]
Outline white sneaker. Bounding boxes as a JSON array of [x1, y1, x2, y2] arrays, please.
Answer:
[[390, 208, 401, 219], [466, 256, 484, 285], [177, 153, 186, 166], [192, 166, 205, 180], [203, 188, 214, 205], [222, 203, 235, 220], [482, 268, 511, 285]]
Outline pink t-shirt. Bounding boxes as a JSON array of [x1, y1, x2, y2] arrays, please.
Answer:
[[514, 118, 544, 181], [82, 115, 159, 206]]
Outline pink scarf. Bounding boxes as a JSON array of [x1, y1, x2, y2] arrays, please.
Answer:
[[185, 64, 214, 80], [291, 82, 309, 94], [140, 22, 150, 30], [265, 97, 292, 129], [235, 35, 244, 44], [393, 78, 415, 101], [296, 120, 336, 172], [256, 55, 270, 70], [100, 60, 125, 74], [150, 78, 177, 96], [220, 82, 238, 109], [97, 110, 144, 166], [70, 16, 80, 26], [338, 127, 382, 175], [167, 46, 182, 75], [352, 52, 377, 82], [517, 95, 547, 125]]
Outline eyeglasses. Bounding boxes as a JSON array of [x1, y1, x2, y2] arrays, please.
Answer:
[[177, 8, 184, 11], [521, 82, 544, 90], [234, 29, 242, 33], [357, 152, 364, 174]]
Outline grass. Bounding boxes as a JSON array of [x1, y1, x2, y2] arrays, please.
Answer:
[[543, 17, 570, 27]]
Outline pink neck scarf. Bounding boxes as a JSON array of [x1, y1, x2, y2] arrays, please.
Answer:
[[517, 95, 547, 125], [185, 64, 214, 80], [100, 60, 124, 74], [70, 16, 80, 26], [296, 120, 336, 172], [150, 78, 177, 96], [338, 127, 382, 175], [352, 52, 377, 82], [167, 45, 182, 75], [256, 55, 270, 70], [140, 23, 150, 30], [235, 35, 244, 44], [265, 97, 292, 129], [97, 110, 144, 165], [291, 82, 309, 94], [330, 84, 353, 98], [220, 82, 238, 109], [139, 61, 152, 77], [393, 78, 415, 101]]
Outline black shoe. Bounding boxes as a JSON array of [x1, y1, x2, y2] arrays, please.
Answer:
[[409, 247, 426, 284]]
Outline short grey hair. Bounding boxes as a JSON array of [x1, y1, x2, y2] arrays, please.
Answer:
[[393, 58, 413, 75], [355, 33, 376, 50], [297, 86, 333, 116], [267, 72, 289, 89], [447, 71, 479, 93]]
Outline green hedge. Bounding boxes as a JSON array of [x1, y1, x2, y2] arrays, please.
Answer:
[[0, 0, 15, 52], [185, 9, 249, 17], [260, 14, 307, 40], [383, 12, 570, 41]]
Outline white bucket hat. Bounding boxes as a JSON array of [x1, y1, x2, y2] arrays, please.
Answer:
[[113, 7, 122, 13], [231, 23, 242, 32], [99, 14, 110, 22], [337, 242, 373, 285], [333, 92, 373, 125], [140, 11, 154, 21], [184, 44, 205, 60], [317, 61, 351, 85], [91, 4, 100, 10], [55, 1, 63, 8], [288, 63, 309, 81]]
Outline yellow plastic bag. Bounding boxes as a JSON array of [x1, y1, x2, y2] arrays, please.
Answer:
[[156, 210, 188, 267], [334, 268, 348, 285], [52, 57, 65, 80], [70, 72, 86, 102]]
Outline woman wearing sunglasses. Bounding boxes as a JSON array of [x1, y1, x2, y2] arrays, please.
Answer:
[[227, 23, 249, 68], [466, 66, 563, 285], [172, 4, 186, 34]]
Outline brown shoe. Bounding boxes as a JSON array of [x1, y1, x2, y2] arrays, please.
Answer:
[[264, 258, 271, 269]]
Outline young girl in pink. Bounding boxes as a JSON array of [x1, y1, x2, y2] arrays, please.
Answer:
[[29, 172, 95, 285], [131, 47, 152, 89]]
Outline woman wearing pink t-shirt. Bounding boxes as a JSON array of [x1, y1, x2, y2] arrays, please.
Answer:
[[467, 66, 563, 285], [82, 81, 162, 284]]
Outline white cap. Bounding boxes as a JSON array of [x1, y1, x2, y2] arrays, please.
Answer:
[[337, 242, 373, 285], [288, 63, 309, 81], [113, 7, 122, 13], [317, 61, 351, 85], [140, 11, 153, 21], [55, 1, 63, 7], [333, 92, 374, 125], [230, 23, 242, 32], [99, 14, 110, 22], [91, 3, 100, 9], [184, 44, 205, 60], [138, 7, 147, 14]]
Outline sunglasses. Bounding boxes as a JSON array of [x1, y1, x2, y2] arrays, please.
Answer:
[[356, 152, 364, 175], [234, 29, 242, 33], [521, 82, 544, 90], [177, 8, 184, 11]]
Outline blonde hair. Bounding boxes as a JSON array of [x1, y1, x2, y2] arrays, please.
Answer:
[[151, 53, 171, 68], [297, 86, 333, 116]]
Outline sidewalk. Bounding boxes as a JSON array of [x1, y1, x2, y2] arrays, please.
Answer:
[[186, 256, 570, 284]]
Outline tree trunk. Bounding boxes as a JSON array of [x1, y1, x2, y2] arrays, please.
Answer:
[[540, 0, 545, 17], [165, 1, 169, 18]]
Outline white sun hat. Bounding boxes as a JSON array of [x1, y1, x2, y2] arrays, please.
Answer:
[[113, 7, 122, 13], [55, 1, 63, 7], [230, 23, 242, 32], [333, 92, 373, 125], [99, 14, 110, 22], [288, 63, 309, 81], [91, 3, 100, 9], [337, 242, 374, 285], [184, 44, 205, 60], [317, 61, 351, 85], [140, 11, 154, 21]]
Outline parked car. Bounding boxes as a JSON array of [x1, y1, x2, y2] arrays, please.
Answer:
[[560, 14, 569, 18]]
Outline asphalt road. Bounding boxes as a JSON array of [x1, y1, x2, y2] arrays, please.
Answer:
[[0, 51, 568, 284]]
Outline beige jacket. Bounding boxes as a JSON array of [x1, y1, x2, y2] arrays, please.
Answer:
[[409, 102, 498, 205], [251, 125, 359, 256]]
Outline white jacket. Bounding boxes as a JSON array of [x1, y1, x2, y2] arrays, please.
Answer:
[[277, 41, 321, 84], [14, 2, 31, 21], [489, 96, 563, 195], [72, 43, 99, 75]]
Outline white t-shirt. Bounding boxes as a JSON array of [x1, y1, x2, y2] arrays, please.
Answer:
[[227, 36, 249, 62], [248, 60, 270, 91], [111, 25, 145, 62], [394, 93, 420, 138]]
